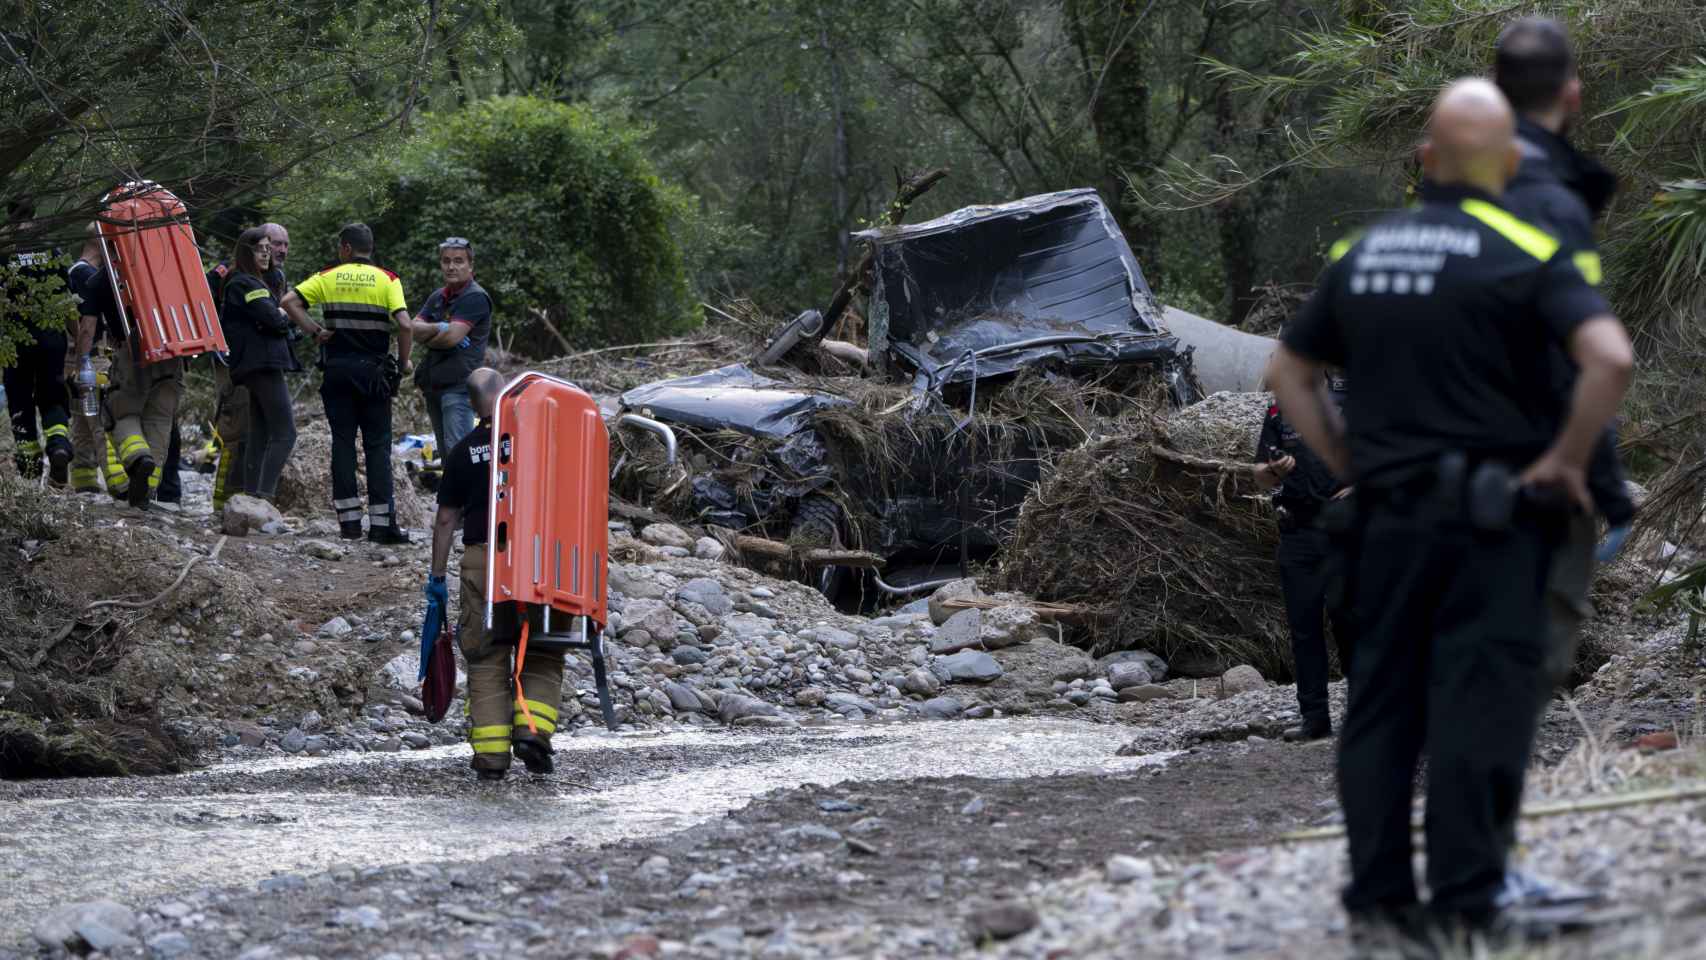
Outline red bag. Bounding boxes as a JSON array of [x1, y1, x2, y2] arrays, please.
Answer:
[[422, 623, 457, 724]]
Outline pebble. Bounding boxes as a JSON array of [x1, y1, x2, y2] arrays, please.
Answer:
[[318, 616, 353, 638], [965, 902, 1039, 941], [147, 931, 194, 957], [401, 732, 431, 749]]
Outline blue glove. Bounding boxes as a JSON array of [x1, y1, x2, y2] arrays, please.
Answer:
[[425, 574, 448, 605], [420, 575, 447, 683], [1596, 524, 1632, 565]]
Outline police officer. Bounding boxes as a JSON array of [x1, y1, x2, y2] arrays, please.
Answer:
[[428, 367, 565, 781], [2, 199, 74, 485], [280, 223, 414, 542], [1494, 17, 1633, 692], [1267, 80, 1633, 948], [1255, 370, 1353, 743], [408, 236, 492, 456]]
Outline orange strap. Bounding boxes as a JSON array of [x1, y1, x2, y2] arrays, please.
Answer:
[[513, 612, 538, 735]]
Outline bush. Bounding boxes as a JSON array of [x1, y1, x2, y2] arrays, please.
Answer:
[[276, 97, 697, 354]]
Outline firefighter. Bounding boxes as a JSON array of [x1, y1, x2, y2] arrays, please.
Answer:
[[428, 367, 565, 780], [2, 199, 74, 485], [1254, 369, 1354, 743], [64, 226, 125, 496], [279, 223, 413, 542], [407, 236, 492, 456], [1267, 80, 1632, 948]]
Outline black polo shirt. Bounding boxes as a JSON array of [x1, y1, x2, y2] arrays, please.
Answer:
[[1283, 182, 1610, 484], [437, 420, 493, 545], [414, 278, 493, 392]]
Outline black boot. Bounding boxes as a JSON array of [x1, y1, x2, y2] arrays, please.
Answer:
[[476, 767, 508, 782], [513, 736, 554, 775], [126, 456, 155, 509], [47, 443, 71, 487], [1283, 718, 1333, 743], [367, 525, 410, 545], [339, 520, 364, 540]]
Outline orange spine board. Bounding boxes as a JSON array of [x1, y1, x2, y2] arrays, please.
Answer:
[[487, 373, 611, 628], [97, 182, 226, 364]]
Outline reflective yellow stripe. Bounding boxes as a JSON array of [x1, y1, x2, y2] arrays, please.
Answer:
[[118, 435, 149, 458], [1459, 199, 1559, 261], [1327, 231, 1362, 264], [1572, 250, 1603, 286], [18, 441, 41, 456], [71, 467, 100, 484], [522, 700, 558, 723], [514, 714, 555, 735], [470, 724, 511, 753], [244, 287, 270, 303], [42, 424, 69, 440]]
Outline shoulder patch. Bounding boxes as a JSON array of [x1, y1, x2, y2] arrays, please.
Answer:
[[213, 263, 229, 277], [1458, 198, 1560, 262], [381, 268, 399, 281]]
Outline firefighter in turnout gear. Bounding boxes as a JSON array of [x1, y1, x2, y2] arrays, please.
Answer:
[[429, 368, 566, 781], [1267, 80, 1633, 948], [65, 226, 127, 496], [280, 223, 413, 542], [2, 200, 73, 484]]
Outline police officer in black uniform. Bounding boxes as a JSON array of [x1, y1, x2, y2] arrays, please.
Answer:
[[1255, 371, 1353, 742], [1267, 80, 1633, 949], [1494, 17, 1634, 692]]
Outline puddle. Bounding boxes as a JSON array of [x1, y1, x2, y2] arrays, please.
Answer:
[[0, 719, 1171, 938]]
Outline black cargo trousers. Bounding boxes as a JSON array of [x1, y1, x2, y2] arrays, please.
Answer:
[[319, 354, 394, 531], [4, 329, 72, 471], [1337, 477, 1557, 924], [1276, 520, 1354, 729]]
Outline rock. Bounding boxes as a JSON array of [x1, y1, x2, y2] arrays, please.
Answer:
[[331, 905, 388, 931], [1107, 661, 1153, 690], [78, 921, 138, 953], [301, 540, 345, 561], [672, 645, 709, 666], [693, 537, 725, 560], [793, 687, 827, 707], [936, 650, 1003, 683], [318, 616, 353, 638], [609, 565, 668, 600], [980, 605, 1048, 648], [223, 494, 284, 537], [928, 578, 984, 625], [965, 902, 1039, 942], [824, 692, 877, 718], [782, 823, 844, 843], [620, 599, 682, 648], [814, 626, 861, 649], [846, 837, 880, 856], [615, 933, 662, 959], [663, 681, 702, 713], [401, 732, 431, 749], [279, 729, 307, 753], [960, 796, 986, 816], [1118, 684, 1177, 703], [228, 722, 267, 748], [299, 710, 323, 733], [32, 900, 138, 952], [1221, 664, 1266, 696], [1106, 855, 1155, 884], [902, 668, 942, 697], [639, 523, 695, 549], [1636, 731, 1679, 752], [147, 931, 194, 957], [818, 798, 862, 813], [930, 608, 983, 654], [257, 875, 306, 893], [919, 696, 963, 720], [1100, 649, 1170, 682], [717, 694, 783, 725], [1066, 689, 1093, 706], [732, 715, 798, 729], [676, 578, 733, 616]]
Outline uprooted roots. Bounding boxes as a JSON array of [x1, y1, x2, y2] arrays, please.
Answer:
[[998, 429, 1294, 679]]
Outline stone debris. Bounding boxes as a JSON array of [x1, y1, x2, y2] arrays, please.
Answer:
[[222, 494, 285, 537]]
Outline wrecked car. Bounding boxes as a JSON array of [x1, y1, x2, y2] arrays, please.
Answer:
[[613, 188, 1203, 603]]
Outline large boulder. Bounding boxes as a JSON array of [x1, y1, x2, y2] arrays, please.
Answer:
[[619, 599, 682, 648], [1100, 649, 1170, 682], [223, 494, 284, 537], [675, 578, 734, 617], [1107, 661, 1153, 690], [928, 578, 984, 626], [1221, 664, 1266, 697], [936, 650, 1003, 683], [640, 523, 695, 550], [33, 900, 139, 953], [930, 609, 983, 655], [980, 605, 1048, 648], [717, 694, 783, 725]]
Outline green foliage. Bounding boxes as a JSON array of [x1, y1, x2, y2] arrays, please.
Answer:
[[0, 254, 75, 369], [276, 97, 696, 352]]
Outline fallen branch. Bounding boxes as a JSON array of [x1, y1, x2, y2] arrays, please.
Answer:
[[526, 307, 576, 356], [1149, 444, 1258, 475], [937, 596, 1097, 622], [812, 167, 949, 349], [562, 338, 721, 362], [31, 536, 228, 668], [732, 534, 884, 569], [1278, 782, 1706, 843]]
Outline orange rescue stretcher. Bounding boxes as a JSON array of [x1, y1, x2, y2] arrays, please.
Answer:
[[486, 372, 618, 730], [96, 181, 227, 364]]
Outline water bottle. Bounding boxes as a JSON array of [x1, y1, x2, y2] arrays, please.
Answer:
[[77, 356, 99, 418]]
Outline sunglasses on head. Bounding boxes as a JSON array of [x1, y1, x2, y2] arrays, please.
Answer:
[[439, 237, 471, 250]]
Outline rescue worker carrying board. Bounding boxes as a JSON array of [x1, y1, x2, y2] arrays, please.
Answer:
[[65, 224, 129, 497], [280, 223, 413, 542], [1254, 370, 1353, 743], [1266, 79, 1633, 951], [428, 367, 566, 781]]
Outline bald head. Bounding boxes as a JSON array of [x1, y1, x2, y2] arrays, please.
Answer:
[[1421, 78, 1520, 194], [468, 367, 504, 419]]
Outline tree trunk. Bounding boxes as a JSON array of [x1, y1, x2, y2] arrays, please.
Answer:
[[1213, 82, 1261, 325]]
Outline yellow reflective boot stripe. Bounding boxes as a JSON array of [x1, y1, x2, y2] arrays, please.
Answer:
[[71, 467, 100, 487], [18, 441, 41, 456], [118, 435, 149, 460], [522, 700, 558, 723], [1572, 250, 1603, 286], [470, 725, 511, 753], [42, 424, 68, 440], [148, 465, 162, 489], [1458, 199, 1559, 261]]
